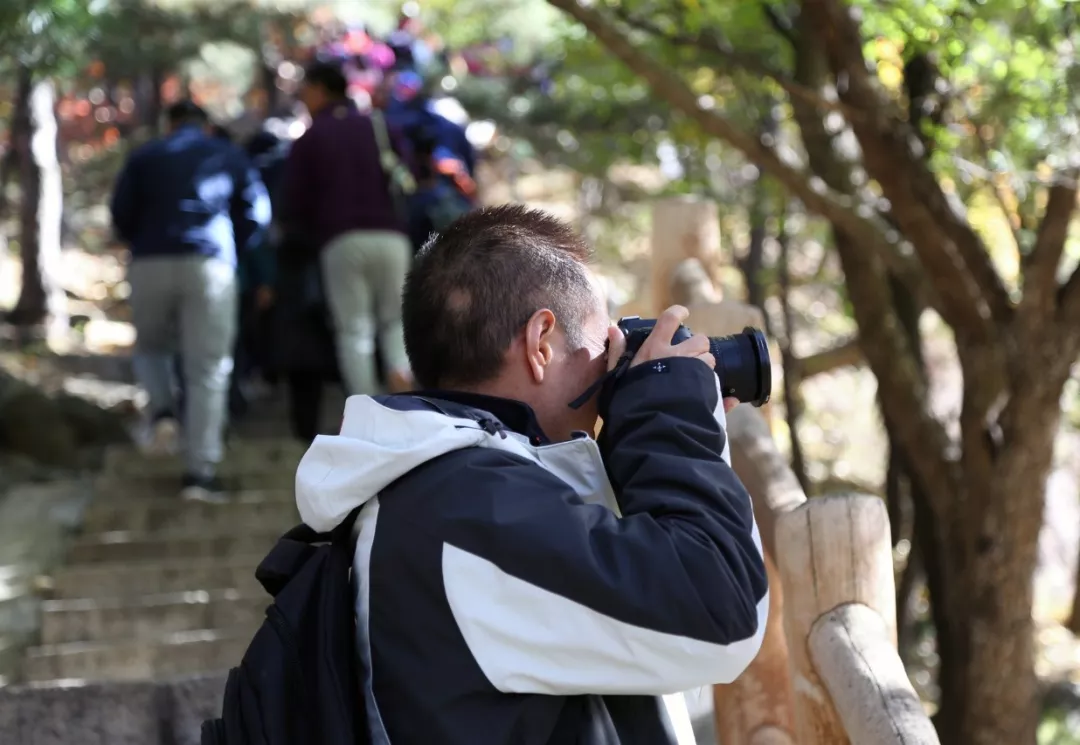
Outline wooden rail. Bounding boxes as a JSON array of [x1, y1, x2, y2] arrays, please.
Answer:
[[641, 198, 940, 745]]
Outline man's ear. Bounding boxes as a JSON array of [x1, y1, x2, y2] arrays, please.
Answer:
[[523, 308, 556, 384]]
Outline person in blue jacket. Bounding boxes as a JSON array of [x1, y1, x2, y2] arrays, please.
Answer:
[[111, 101, 270, 502]]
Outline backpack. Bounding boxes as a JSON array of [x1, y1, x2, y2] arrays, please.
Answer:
[[424, 184, 473, 233], [200, 509, 366, 745]]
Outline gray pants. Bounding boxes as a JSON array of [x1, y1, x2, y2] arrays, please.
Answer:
[[321, 230, 411, 395], [129, 255, 237, 479]]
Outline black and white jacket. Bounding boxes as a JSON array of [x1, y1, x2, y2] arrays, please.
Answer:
[[295, 356, 769, 745]]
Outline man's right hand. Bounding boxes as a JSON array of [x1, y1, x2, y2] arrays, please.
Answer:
[[605, 305, 738, 411], [609, 305, 715, 370]]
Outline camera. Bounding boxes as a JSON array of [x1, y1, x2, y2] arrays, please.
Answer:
[[617, 316, 772, 407]]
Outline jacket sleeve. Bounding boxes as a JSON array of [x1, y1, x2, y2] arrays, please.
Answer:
[[230, 152, 271, 257], [110, 151, 141, 243], [439, 356, 768, 697]]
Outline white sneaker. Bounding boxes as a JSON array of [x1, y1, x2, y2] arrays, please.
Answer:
[[138, 417, 180, 456]]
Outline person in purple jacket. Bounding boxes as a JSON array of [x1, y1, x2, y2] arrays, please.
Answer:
[[279, 61, 416, 397]]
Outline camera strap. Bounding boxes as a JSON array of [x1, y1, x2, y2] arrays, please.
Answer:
[[567, 350, 634, 410]]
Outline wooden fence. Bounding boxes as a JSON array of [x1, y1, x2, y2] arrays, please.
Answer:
[[637, 197, 940, 745]]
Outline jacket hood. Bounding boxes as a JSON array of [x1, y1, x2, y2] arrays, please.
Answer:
[[295, 395, 492, 532]]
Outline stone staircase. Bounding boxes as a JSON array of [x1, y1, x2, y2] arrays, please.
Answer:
[[25, 439, 305, 684], [0, 424, 312, 744]]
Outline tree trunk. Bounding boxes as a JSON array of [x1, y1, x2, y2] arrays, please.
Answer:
[[735, 105, 779, 323], [777, 214, 810, 495], [137, 67, 164, 133], [780, 22, 1036, 745], [10, 72, 67, 338], [1068, 539, 1080, 634], [888, 45, 951, 661], [262, 63, 285, 117], [930, 438, 1053, 745]]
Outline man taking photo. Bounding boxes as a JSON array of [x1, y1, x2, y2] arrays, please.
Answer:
[[295, 205, 768, 744]]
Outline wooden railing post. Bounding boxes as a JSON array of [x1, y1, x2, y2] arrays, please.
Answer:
[[639, 199, 936, 745], [809, 604, 940, 744], [649, 197, 723, 313], [774, 495, 937, 745], [690, 329, 798, 744], [712, 553, 797, 745]]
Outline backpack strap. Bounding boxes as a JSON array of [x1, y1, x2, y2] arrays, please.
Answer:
[[370, 110, 417, 198], [256, 527, 321, 597], [255, 508, 365, 597]]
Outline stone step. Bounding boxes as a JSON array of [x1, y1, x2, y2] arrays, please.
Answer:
[[0, 631, 34, 686], [102, 439, 307, 478], [0, 673, 227, 744], [94, 469, 296, 496], [86, 487, 294, 509], [48, 556, 266, 599], [41, 590, 268, 645], [81, 493, 299, 534], [22, 626, 256, 682], [66, 529, 283, 565]]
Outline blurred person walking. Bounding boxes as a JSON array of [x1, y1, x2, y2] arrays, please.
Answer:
[[111, 101, 270, 501], [229, 129, 289, 409], [279, 61, 417, 402]]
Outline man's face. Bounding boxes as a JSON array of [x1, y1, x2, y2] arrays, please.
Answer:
[[527, 274, 611, 441]]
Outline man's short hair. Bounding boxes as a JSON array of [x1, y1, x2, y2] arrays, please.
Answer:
[[304, 61, 349, 99], [167, 100, 208, 128], [403, 204, 597, 390]]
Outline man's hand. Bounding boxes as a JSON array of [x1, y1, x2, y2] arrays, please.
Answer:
[[606, 305, 738, 412]]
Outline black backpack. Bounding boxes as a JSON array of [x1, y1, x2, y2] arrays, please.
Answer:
[[201, 509, 366, 745]]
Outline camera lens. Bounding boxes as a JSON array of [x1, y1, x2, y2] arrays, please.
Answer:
[[708, 327, 771, 407]]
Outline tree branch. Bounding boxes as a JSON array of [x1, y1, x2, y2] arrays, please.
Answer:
[[785, 28, 959, 514], [761, 2, 798, 44], [799, 0, 1013, 339], [545, 0, 960, 504], [545, 0, 927, 301], [969, 115, 1026, 246], [609, 5, 857, 116], [793, 338, 863, 378], [1019, 172, 1079, 330]]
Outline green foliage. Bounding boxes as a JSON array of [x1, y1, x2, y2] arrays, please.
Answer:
[[0, 0, 102, 74], [1039, 706, 1080, 745], [852, 0, 1080, 230], [421, 0, 566, 59]]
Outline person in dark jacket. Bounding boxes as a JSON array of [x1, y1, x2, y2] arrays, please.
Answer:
[[294, 204, 768, 745], [279, 61, 417, 405], [111, 101, 270, 501], [233, 129, 289, 396], [384, 70, 477, 183]]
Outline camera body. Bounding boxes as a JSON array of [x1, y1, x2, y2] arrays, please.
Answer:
[[617, 316, 772, 407]]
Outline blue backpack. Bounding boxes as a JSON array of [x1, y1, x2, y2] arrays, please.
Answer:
[[201, 510, 365, 745]]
